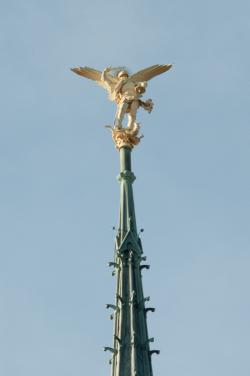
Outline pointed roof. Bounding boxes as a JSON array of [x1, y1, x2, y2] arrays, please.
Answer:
[[105, 146, 159, 376]]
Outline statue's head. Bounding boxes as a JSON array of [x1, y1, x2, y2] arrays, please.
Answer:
[[136, 81, 147, 94], [117, 70, 129, 80]]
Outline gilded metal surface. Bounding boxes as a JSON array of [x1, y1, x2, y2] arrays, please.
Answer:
[[110, 126, 143, 150], [71, 64, 172, 135]]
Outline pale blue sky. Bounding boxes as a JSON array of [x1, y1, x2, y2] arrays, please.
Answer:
[[0, 0, 249, 375]]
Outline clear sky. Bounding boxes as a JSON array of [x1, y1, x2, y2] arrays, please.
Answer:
[[0, 0, 249, 375]]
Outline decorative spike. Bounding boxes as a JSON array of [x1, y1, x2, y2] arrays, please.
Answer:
[[140, 264, 150, 271], [106, 304, 119, 311], [108, 262, 120, 269], [104, 347, 117, 355], [149, 350, 160, 356], [145, 307, 156, 314]]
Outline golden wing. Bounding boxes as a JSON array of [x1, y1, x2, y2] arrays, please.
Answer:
[[129, 64, 172, 82], [71, 66, 102, 83]]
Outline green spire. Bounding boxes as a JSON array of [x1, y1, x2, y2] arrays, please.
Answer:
[[105, 146, 159, 376]]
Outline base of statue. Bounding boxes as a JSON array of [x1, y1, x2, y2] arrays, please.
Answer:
[[105, 125, 143, 150]]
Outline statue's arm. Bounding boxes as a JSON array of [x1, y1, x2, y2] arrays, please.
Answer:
[[139, 98, 154, 113], [101, 66, 113, 85]]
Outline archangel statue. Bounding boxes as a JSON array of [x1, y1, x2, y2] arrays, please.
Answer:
[[71, 64, 172, 148]]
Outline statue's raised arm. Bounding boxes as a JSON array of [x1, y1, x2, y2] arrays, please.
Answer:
[[71, 65, 122, 100]]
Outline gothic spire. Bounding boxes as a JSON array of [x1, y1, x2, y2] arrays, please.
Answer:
[[71, 62, 172, 376], [105, 143, 159, 376]]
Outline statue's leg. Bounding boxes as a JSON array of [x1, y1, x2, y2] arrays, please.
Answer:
[[127, 100, 139, 130], [114, 101, 128, 129]]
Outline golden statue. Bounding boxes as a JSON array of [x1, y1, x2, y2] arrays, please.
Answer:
[[71, 65, 172, 148]]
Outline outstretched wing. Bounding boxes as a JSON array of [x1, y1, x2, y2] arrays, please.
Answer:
[[70, 66, 118, 100], [71, 66, 102, 83], [129, 64, 172, 82]]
